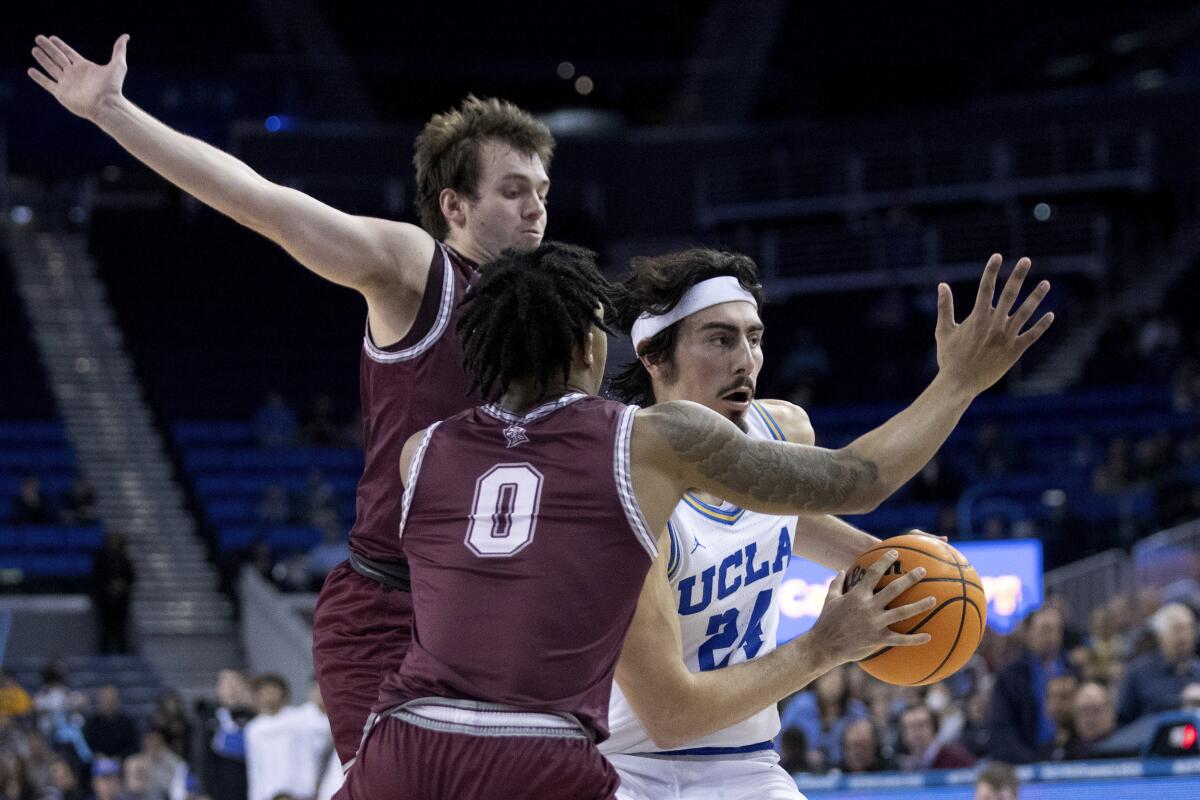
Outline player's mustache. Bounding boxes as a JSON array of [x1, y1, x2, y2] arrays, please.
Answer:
[[719, 377, 756, 397]]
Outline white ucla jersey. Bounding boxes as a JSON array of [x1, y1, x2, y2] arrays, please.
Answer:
[[603, 401, 797, 757]]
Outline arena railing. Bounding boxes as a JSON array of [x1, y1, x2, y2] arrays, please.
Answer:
[[1043, 548, 1134, 629], [1133, 518, 1200, 593], [696, 126, 1154, 221]]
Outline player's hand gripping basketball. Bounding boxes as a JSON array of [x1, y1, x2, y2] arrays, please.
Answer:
[[809, 550, 935, 668], [934, 254, 1054, 396], [28, 34, 129, 123]]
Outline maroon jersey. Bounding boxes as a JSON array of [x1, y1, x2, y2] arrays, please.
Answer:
[[375, 393, 658, 741], [350, 242, 482, 562]]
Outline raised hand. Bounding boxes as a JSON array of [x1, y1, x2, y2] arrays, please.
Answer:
[[28, 34, 129, 123], [809, 550, 934, 667], [934, 254, 1055, 396]]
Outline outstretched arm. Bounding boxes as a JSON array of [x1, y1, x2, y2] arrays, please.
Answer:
[[616, 548, 932, 749], [29, 35, 432, 341], [632, 255, 1053, 528]]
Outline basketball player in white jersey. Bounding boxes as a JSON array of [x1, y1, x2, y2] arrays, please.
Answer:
[[604, 249, 1052, 798]]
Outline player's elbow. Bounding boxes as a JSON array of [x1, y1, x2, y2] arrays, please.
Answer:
[[643, 719, 691, 751], [637, 704, 703, 750], [821, 447, 885, 515], [841, 492, 883, 515]]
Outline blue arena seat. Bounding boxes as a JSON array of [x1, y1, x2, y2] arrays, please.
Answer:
[[0, 422, 69, 444], [173, 421, 256, 446], [21, 554, 92, 577]]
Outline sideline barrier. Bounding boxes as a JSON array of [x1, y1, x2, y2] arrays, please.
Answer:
[[794, 757, 1200, 797]]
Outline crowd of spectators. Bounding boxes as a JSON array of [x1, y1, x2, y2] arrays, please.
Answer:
[[0, 665, 339, 800], [7, 477, 98, 527], [8, 591, 1190, 797], [777, 589, 1200, 775]]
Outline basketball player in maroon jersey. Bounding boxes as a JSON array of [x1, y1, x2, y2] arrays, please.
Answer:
[[29, 34, 553, 764], [338, 242, 1049, 798]]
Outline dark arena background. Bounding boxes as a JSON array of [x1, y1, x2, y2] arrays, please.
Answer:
[[2, 1, 1200, 798]]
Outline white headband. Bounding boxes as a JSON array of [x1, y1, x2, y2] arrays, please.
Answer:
[[630, 276, 757, 351]]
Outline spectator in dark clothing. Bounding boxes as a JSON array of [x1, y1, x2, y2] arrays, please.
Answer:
[[778, 727, 809, 774], [82, 686, 138, 760], [301, 394, 339, 447], [255, 393, 297, 449], [1117, 602, 1200, 724], [897, 705, 976, 771], [989, 605, 1070, 763], [840, 719, 894, 773], [149, 692, 191, 760], [12, 475, 52, 524], [90, 533, 135, 654], [61, 478, 98, 525], [1039, 673, 1079, 761], [1064, 682, 1118, 760], [959, 690, 992, 757], [200, 670, 253, 800]]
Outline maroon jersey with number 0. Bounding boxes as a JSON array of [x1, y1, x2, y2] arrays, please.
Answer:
[[375, 394, 658, 741]]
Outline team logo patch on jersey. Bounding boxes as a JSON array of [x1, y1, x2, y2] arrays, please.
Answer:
[[503, 425, 530, 448]]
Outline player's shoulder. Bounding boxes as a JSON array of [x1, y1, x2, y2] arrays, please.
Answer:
[[632, 400, 716, 436], [754, 399, 815, 445], [361, 218, 438, 294], [630, 401, 713, 465]]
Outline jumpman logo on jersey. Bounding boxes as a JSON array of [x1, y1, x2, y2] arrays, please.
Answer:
[[690, 536, 706, 554], [503, 425, 530, 448]]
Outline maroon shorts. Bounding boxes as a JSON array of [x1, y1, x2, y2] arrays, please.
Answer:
[[336, 701, 619, 800], [312, 560, 414, 764]]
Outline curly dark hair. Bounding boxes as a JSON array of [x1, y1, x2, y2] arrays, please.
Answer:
[[608, 248, 764, 406], [413, 95, 556, 240], [457, 241, 617, 402]]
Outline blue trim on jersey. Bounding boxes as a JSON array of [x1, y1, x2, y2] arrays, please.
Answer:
[[682, 493, 746, 525], [656, 740, 776, 757], [666, 522, 682, 580], [751, 401, 786, 442]]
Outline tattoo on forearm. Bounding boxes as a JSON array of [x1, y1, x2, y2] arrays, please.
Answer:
[[654, 404, 879, 510]]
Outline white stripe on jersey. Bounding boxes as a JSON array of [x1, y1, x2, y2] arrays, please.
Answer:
[[604, 402, 799, 756]]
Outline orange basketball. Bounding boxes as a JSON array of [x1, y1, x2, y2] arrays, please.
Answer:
[[844, 533, 987, 686]]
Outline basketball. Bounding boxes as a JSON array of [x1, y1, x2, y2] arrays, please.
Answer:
[[844, 533, 987, 686]]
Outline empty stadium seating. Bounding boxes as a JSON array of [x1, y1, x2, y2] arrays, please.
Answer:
[[173, 421, 361, 560]]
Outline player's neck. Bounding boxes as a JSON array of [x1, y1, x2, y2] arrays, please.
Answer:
[[444, 233, 491, 267], [496, 380, 588, 416]]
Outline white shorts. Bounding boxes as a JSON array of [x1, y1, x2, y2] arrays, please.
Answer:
[[609, 750, 805, 800]]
